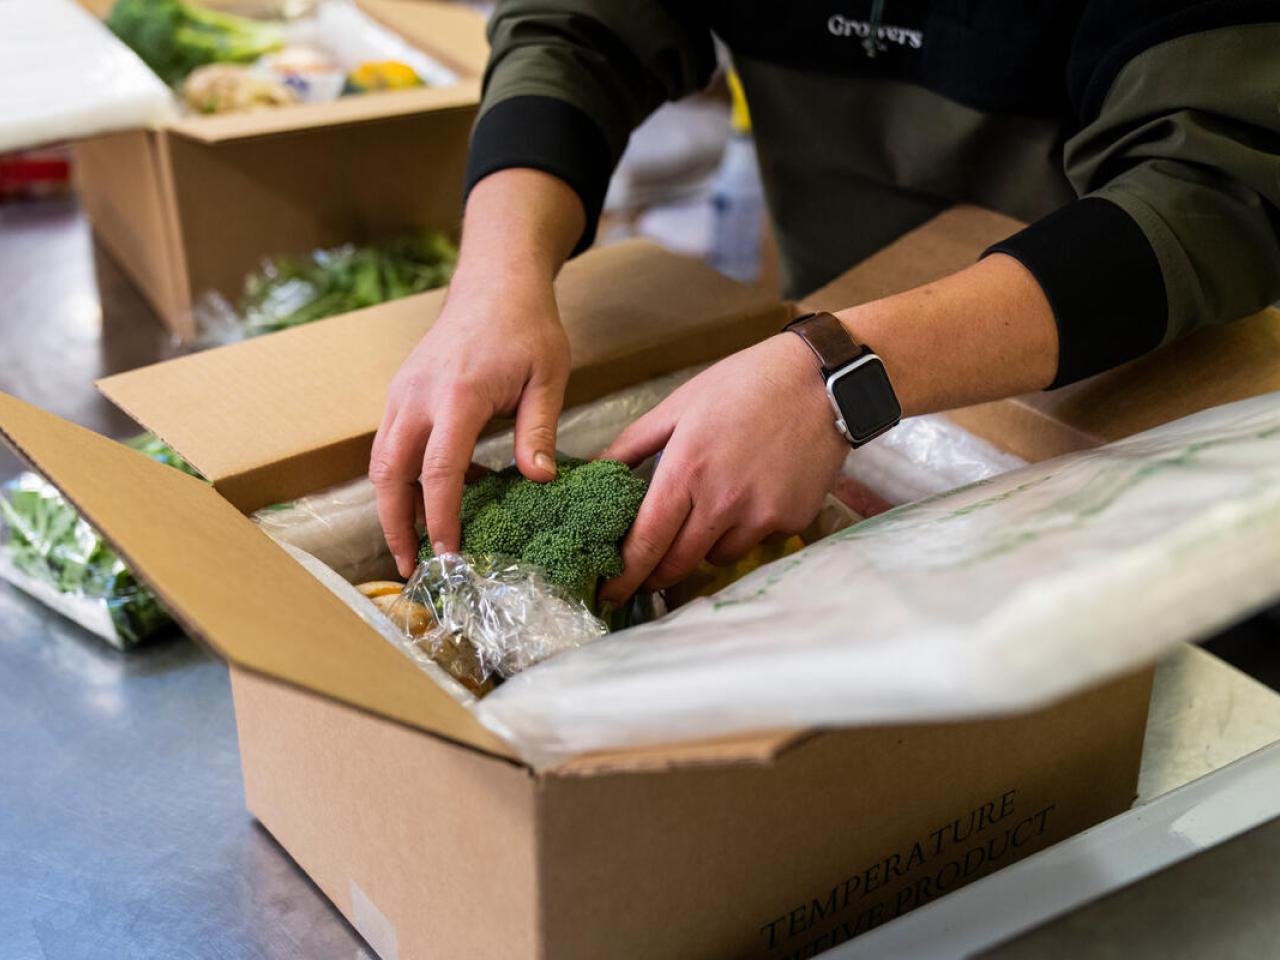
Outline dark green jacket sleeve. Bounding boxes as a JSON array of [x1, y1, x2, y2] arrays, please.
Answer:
[[988, 12, 1280, 386], [464, 1, 716, 252]]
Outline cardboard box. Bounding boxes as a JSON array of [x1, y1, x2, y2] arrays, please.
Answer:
[[14, 213, 1263, 956], [73, 0, 488, 339]]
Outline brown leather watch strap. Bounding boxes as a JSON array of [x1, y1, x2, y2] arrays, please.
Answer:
[[783, 312, 867, 378]]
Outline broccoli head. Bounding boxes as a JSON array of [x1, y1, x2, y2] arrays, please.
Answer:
[[418, 458, 647, 616], [108, 0, 285, 87]]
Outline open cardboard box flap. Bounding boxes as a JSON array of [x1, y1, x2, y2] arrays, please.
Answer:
[[0, 391, 513, 760], [99, 240, 793, 513], [0, 390, 816, 772]]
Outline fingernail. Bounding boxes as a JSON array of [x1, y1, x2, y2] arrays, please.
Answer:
[[535, 452, 556, 476], [433, 540, 447, 556]]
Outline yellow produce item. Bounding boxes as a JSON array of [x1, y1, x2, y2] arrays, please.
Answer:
[[365, 589, 492, 696], [370, 593, 433, 636], [665, 534, 805, 609], [356, 580, 404, 599], [345, 61, 424, 93]]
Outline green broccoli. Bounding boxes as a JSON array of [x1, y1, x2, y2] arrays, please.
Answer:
[[107, 0, 285, 87], [418, 458, 647, 619]]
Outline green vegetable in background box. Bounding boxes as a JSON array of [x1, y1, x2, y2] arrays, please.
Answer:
[[0, 434, 202, 648], [232, 231, 458, 338], [107, 0, 286, 87], [418, 458, 648, 623]]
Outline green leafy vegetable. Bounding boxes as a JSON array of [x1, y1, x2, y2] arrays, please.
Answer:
[[107, 0, 286, 87], [233, 231, 458, 338], [0, 433, 202, 648], [418, 458, 647, 620]]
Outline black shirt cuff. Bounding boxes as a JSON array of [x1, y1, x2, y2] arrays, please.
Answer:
[[983, 197, 1168, 388], [464, 95, 615, 256]]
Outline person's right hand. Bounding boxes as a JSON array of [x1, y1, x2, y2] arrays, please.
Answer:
[[370, 269, 570, 577]]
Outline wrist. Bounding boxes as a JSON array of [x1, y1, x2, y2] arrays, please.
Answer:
[[449, 254, 556, 301], [829, 256, 1059, 417], [771, 331, 852, 446], [832, 304, 927, 417]]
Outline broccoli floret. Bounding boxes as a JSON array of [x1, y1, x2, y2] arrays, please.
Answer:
[[418, 458, 647, 619], [107, 0, 285, 87]]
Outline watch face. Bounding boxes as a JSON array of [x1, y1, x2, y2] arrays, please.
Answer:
[[828, 356, 902, 444]]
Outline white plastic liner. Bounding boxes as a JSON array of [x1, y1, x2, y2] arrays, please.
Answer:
[[0, 0, 176, 153], [284, 0, 457, 86], [843, 413, 1026, 505], [477, 393, 1280, 768]]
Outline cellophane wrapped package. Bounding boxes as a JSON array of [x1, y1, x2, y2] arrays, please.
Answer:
[[388, 554, 609, 694], [0, 473, 168, 648], [193, 231, 458, 346], [0, 434, 199, 649]]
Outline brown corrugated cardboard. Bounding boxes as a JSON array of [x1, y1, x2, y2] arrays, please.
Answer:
[[230, 665, 1150, 960], [3, 216, 1222, 956], [74, 0, 488, 339]]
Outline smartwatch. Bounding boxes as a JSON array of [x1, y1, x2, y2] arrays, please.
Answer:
[[783, 311, 902, 447]]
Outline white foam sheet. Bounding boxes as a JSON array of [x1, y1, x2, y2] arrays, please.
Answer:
[[0, 0, 176, 153], [478, 393, 1280, 768]]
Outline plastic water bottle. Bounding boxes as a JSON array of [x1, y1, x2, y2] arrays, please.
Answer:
[[708, 72, 765, 284]]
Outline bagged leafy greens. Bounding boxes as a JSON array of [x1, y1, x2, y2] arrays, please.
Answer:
[[194, 230, 457, 344], [0, 433, 201, 649]]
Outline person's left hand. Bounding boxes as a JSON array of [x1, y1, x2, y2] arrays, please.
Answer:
[[597, 332, 850, 606]]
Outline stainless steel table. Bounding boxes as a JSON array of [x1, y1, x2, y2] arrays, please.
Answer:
[[0, 591, 368, 960]]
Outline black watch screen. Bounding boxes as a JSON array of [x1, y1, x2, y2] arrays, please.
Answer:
[[829, 356, 902, 445]]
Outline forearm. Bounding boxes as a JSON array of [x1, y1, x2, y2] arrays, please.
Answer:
[[835, 253, 1059, 417], [448, 168, 585, 298]]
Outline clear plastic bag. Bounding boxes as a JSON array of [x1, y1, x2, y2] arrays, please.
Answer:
[[0, 473, 172, 649], [841, 414, 1026, 506], [283, 0, 459, 87], [388, 553, 608, 692], [279, 543, 478, 706], [193, 232, 457, 346], [0, 435, 197, 648], [252, 476, 396, 584]]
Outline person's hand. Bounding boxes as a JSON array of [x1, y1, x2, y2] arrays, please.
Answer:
[[597, 333, 850, 605], [370, 271, 570, 577]]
